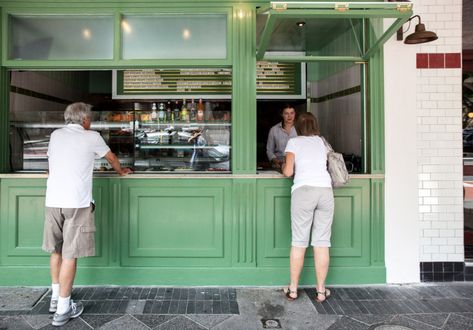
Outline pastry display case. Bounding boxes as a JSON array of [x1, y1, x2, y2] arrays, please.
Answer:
[[9, 100, 231, 173]]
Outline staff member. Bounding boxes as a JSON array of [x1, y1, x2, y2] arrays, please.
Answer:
[[42, 102, 132, 327], [266, 104, 297, 170], [282, 112, 334, 303]]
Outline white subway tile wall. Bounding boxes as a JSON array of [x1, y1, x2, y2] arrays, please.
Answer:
[[414, 0, 463, 262]]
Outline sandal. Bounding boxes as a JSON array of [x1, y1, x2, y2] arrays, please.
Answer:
[[315, 288, 331, 303], [283, 286, 298, 301]]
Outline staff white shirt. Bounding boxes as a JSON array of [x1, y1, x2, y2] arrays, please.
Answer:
[[45, 124, 110, 208], [285, 136, 332, 193]]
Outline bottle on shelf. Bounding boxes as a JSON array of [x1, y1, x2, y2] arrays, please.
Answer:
[[158, 102, 166, 123], [151, 103, 158, 122], [189, 99, 196, 121], [181, 99, 189, 123], [166, 101, 172, 122], [197, 99, 204, 122], [204, 101, 213, 121], [173, 100, 180, 122]]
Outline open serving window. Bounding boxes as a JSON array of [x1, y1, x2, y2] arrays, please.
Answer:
[[256, 1, 413, 174], [256, 1, 413, 62]]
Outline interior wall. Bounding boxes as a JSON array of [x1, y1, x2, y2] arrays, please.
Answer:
[[10, 71, 90, 121], [309, 65, 361, 157]]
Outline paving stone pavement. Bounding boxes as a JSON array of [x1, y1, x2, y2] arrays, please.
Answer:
[[1, 284, 473, 329]]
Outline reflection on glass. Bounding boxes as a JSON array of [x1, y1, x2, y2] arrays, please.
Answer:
[[121, 20, 132, 34], [182, 29, 191, 40], [463, 72, 473, 260], [121, 14, 227, 59], [9, 15, 114, 60]]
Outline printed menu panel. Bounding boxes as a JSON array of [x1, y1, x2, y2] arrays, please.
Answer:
[[256, 61, 300, 95], [116, 63, 302, 96], [119, 69, 232, 95]]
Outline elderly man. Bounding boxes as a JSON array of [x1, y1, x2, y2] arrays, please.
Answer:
[[42, 102, 132, 327]]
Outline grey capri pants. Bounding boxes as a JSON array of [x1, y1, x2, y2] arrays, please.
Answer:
[[291, 185, 334, 247]]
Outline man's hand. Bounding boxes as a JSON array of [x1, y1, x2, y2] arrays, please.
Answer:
[[104, 151, 133, 176], [272, 158, 282, 169]]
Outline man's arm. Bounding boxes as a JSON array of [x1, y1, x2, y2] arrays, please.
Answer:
[[104, 151, 132, 176], [266, 127, 276, 162]]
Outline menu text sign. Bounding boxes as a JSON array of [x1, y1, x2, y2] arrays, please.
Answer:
[[115, 62, 302, 97]]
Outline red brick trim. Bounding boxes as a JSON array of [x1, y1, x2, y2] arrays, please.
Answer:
[[416, 53, 461, 69]]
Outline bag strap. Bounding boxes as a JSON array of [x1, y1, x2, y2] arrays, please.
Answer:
[[320, 136, 334, 153]]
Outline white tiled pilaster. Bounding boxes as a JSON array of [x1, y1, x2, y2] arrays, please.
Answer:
[[414, 0, 463, 262]]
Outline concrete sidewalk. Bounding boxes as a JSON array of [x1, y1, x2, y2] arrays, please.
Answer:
[[1, 284, 473, 329]]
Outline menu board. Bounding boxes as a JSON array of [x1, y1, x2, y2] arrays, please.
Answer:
[[114, 62, 303, 98], [256, 62, 301, 95], [117, 69, 232, 95]]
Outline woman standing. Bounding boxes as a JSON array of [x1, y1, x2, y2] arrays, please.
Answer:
[[282, 112, 334, 303], [266, 104, 297, 170]]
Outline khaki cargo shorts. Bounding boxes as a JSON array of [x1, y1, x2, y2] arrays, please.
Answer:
[[42, 203, 96, 259], [291, 186, 334, 247]]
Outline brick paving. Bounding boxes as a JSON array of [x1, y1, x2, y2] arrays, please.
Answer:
[[2, 284, 473, 329]]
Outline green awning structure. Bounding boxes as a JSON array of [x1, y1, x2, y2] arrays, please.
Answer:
[[256, 1, 413, 62]]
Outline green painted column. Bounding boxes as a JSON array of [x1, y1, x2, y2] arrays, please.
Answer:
[[367, 19, 385, 174], [232, 179, 256, 266], [0, 8, 9, 172], [370, 178, 385, 267], [367, 20, 385, 270], [231, 5, 256, 174]]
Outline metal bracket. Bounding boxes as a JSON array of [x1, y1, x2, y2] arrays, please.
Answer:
[[335, 3, 349, 12], [271, 2, 287, 11], [396, 3, 412, 13]]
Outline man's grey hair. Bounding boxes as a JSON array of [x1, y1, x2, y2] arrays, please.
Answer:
[[64, 102, 92, 125]]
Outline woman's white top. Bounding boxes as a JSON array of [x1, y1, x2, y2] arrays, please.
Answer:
[[285, 136, 331, 193]]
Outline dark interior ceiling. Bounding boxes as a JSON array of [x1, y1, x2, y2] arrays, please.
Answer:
[[256, 14, 361, 53]]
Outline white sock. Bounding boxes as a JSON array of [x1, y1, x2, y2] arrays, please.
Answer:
[[51, 283, 60, 300], [57, 296, 71, 315]]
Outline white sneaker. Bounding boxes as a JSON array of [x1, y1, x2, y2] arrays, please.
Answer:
[[52, 300, 84, 327], [49, 298, 58, 313]]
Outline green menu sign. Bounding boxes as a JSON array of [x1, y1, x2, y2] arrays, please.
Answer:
[[114, 62, 303, 98], [256, 61, 302, 95]]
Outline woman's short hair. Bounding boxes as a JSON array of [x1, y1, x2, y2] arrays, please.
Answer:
[[295, 112, 320, 136], [64, 102, 92, 125]]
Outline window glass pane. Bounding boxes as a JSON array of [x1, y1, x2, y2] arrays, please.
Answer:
[[9, 15, 114, 60], [121, 14, 227, 59]]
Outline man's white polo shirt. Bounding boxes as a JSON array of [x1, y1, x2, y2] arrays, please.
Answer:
[[45, 124, 110, 208]]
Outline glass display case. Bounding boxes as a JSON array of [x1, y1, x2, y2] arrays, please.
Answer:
[[9, 100, 231, 173]]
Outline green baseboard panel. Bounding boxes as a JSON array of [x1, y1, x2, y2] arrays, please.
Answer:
[[0, 266, 386, 286]]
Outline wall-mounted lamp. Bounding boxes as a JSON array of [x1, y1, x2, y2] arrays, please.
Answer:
[[397, 15, 438, 44], [296, 21, 305, 27]]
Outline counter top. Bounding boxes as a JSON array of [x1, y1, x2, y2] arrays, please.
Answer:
[[0, 172, 384, 179]]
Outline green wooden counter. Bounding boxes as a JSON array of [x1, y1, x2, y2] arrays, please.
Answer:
[[0, 173, 385, 285]]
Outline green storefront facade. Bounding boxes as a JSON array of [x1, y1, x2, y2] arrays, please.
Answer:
[[0, 0, 412, 286]]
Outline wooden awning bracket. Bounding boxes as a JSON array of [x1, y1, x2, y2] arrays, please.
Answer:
[[335, 3, 349, 12]]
